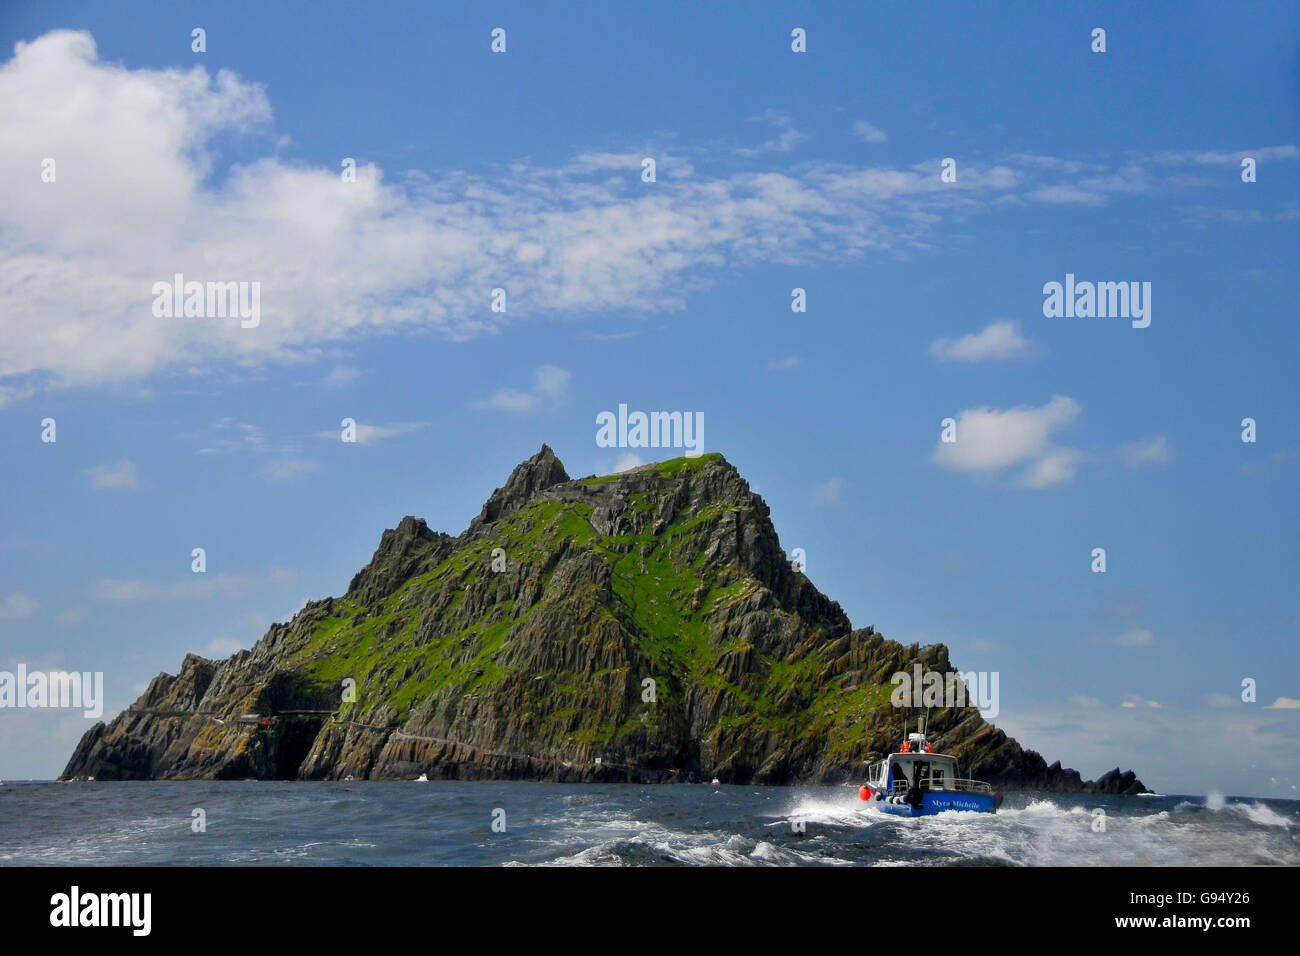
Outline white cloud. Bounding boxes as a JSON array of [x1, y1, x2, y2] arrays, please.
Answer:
[[1, 32, 1282, 407], [198, 418, 266, 454], [1018, 449, 1083, 489], [933, 395, 1082, 487], [0, 592, 40, 620], [314, 421, 429, 445], [739, 111, 808, 156], [613, 453, 644, 473], [1150, 145, 1299, 166], [814, 477, 847, 505], [474, 365, 570, 412], [851, 120, 888, 143], [1118, 436, 1170, 466], [86, 459, 139, 491], [929, 320, 1031, 362], [766, 355, 802, 371], [0, 32, 1031, 401], [1266, 697, 1300, 710]]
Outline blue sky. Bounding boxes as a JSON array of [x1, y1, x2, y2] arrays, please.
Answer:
[[1, 1, 1297, 796]]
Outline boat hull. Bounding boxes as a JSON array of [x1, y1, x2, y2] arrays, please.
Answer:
[[870, 789, 997, 816]]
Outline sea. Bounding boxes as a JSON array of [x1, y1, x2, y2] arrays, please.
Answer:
[[0, 781, 1295, 866]]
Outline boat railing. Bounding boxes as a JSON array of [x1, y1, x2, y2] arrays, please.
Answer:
[[884, 778, 994, 795]]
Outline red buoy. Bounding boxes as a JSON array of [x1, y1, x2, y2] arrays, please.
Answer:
[[859, 785, 872, 801]]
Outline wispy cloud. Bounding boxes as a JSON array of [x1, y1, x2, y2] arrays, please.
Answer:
[[264, 458, 317, 480], [929, 320, 1032, 362], [739, 110, 808, 156], [766, 355, 802, 371], [1027, 185, 1108, 206], [474, 365, 570, 413], [814, 477, 847, 505], [1090, 626, 1158, 647], [86, 459, 139, 491], [314, 421, 429, 445], [1019, 449, 1084, 489], [91, 566, 297, 602], [321, 366, 361, 388], [197, 419, 266, 455], [1, 31, 1291, 406], [1120, 697, 1163, 709], [0, 592, 40, 620], [54, 607, 89, 628], [1118, 436, 1170, 467], [851, 120, 888, 144]]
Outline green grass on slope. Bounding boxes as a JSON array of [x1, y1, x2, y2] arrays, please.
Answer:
[[283, 455, 892, 743]]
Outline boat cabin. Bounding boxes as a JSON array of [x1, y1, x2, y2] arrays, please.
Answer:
[[866, 752, 959, 794]]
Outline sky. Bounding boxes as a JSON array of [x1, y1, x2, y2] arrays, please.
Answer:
[[0, 1, 1297, 796]]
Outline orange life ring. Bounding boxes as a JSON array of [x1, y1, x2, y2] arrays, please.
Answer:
[[900, 742, 910, 753], [925, 743, 933, 754]]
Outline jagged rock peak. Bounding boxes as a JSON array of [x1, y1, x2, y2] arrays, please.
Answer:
[[476, 444, 571, 525]]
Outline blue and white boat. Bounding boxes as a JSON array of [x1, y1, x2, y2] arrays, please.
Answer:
[[858, 722, 1000, 816]]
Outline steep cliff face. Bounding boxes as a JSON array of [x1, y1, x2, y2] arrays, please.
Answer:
[[63, 446, 1147, 794]]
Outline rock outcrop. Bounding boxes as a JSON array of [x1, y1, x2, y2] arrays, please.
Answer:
[[63, 447, 1149, 794]]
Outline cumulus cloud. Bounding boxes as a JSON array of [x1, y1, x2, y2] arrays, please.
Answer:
[[0, 31, 1030, 401], [474, 365, 570, 412], [932, 395, 1082, 487], [929, 320, 1032, 362], [86, 459, 140, 491], [1266, 697, 1300, 710]]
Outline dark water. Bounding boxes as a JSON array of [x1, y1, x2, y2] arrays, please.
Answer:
[[1, 781, 1296, 866]]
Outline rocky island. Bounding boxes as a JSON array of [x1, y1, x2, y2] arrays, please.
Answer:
[[63, 446, 1148, 794]]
